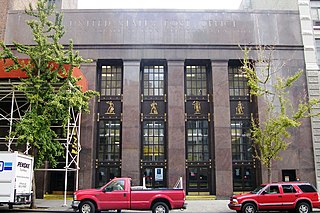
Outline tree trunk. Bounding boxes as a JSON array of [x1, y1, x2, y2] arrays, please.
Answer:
[[267, 161, 272, 183], [30, 171, 36, 209]]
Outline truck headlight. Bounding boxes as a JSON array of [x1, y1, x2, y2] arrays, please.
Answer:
[[231, 198, 238, 204], [73, 194, 77, 200]]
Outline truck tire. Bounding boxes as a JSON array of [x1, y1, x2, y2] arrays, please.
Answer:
[[296, 202, 311, 213], [79, 200, 96, 213], [242, 203, 257, 213], [152, 202, 169, 213]]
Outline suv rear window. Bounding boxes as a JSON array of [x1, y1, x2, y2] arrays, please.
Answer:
[[297, 184, 317, 192]]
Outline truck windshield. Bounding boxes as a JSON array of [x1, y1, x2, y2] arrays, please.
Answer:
[[251, 185, 264, 194]]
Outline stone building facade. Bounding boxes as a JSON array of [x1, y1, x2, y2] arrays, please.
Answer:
[[1, 2, 317, 197], [0, 0, 77, 40]]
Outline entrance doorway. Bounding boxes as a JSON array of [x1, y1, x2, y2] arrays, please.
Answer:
[[96, 166, 121, 187], [187, 167, 210, 194], [141, 167, 166, 188], [282, 170, 296, 182], [49, 171, 74, 193], [233, 165, 255, 191]]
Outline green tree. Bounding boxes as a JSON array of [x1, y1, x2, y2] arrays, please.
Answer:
[[0, 0, 98, 206], [0, 0, 97, 168], [241, 46, 320, 182]]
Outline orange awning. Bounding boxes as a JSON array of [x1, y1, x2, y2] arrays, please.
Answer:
[[0, 59, 88, 92]]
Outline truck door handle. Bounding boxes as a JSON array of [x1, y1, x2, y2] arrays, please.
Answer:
[[278, 196, 282, 198], [123, 193, 126, 197]]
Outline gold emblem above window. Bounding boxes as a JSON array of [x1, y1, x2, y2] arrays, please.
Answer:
[[192, 100, 201, 115], [150, 101, 158, 115], [106, 101, 115, 114], [236, 101, 244, 115]]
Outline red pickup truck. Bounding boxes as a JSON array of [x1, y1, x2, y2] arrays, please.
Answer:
[[228, 182, 320, 213], [72, 177, 187, 213]]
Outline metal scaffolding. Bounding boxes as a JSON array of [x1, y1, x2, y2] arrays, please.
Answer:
[[0, 79, 82, 205]]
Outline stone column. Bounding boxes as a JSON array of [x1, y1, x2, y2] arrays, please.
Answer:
[[167, 60, 186, 188], [211, 60, 233, 198], [122, 60, 141, 185], [79, 62, 97, 189]]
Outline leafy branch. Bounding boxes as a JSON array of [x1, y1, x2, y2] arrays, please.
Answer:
[[0, 0, 98, 168]]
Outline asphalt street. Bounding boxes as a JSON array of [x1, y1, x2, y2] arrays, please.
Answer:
[[2, 199, 320, 213], [0, 199, 230, 213]]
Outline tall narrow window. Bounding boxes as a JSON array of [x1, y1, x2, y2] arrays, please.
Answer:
[[140, 60, 167, 188], [101, 65, 122, 96], [98, 120, 121, 161], [228, 65, 249, 96], [231, 120, 252, 161], [143, 121, 165, 161], [96, 60, 123, 187], [184, 60, 213, 194], [186, 65, 207, 96], [186, 120, 209, 162], [228, 60, 256, 191], [143, 66, 164, 96]]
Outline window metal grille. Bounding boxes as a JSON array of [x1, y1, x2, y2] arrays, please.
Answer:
[[231, 120, 252, 161], [143, 65, 165, 96], [98, 120, 121, 161], [186, 120, 209, 162], [228, 66, 249, 97], [142, 121, 165, 161], [186, 65, 207, 96], [100, 65, 122, 96]]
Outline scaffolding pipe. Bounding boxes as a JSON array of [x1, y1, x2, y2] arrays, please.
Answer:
[[63, 107, 71, 207], [1, 81, 82, 204], [8, 91, 14, 151], [75, 110, 82, 191]]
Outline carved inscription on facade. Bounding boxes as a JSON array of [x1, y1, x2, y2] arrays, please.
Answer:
[[68, 18, 237, 34]]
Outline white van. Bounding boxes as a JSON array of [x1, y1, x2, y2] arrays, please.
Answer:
[[0, 151, 34, 209]]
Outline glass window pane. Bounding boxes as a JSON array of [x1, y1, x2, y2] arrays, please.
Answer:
[[142, 121, 166, 161], [98, 120, 121, 161], [186, 65, 207, 96], [100, 64, 122, 97], [143, 65, 166, 97], [186, 120, 209, 162]]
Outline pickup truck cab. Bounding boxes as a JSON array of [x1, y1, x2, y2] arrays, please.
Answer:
[[72, 177, 186, 213], [228, 182, 320, 213]]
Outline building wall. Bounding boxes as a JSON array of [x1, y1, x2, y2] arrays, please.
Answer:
[[3, 9, 314, 196], [0, 0, 37, 40], [300, 0, 320, 190], [240, 0, 298, 10], [9, 0, 37, 10], [61, 0, 77, 9], [0, 0, 9, 40]]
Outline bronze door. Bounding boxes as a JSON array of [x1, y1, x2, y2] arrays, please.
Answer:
[[187, 166, 210, 193]]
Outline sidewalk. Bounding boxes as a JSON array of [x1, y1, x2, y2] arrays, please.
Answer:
[[0, 199, 231, 212], [0, 199, 73, 212]]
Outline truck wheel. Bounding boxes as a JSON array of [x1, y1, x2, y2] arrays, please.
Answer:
[[152, 202, 169, 213], [79, 200, 96, 213], [296, 202, 311, 213], [117, 210, 122, 213], [242, 203, 256, 213]]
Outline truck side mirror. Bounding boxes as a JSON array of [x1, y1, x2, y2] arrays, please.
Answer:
[[103, 186, 112, 192]]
